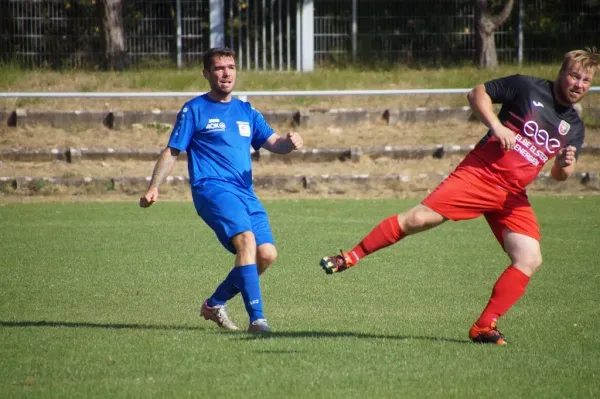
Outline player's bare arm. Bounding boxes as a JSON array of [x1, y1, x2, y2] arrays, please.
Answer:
[[261, 132, 304, 154], [467, 84, 516, 151], [140, 146, 180, 208], [551, 145, 577, 181]]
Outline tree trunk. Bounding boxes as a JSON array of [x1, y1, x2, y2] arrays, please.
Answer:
[[96, 0, 128, 71], [474, 0, 515, 68]]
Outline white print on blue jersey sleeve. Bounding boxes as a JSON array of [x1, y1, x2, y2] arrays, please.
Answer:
[[250, 107, 275, 150], [168, 105, 195, 152]]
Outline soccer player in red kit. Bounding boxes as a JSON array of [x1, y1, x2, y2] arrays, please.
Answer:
[[319, 48, 599, 344]]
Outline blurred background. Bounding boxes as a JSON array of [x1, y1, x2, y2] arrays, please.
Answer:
[[1, 0, 600, 199], [1, 0, 599, 71]]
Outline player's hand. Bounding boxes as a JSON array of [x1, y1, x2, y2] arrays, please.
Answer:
[[491, 124, 516, 151], [556, 145, 577, 167], [140, 187, 159, 208], [287, 132, 304, 150]]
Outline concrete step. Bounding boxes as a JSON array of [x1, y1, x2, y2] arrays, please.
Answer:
[[3, 144, 600, 163], [2, 105, 597, 129], [2, 172, 598, 195]]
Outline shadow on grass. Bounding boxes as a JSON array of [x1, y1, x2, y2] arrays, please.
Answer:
[[0, 321, 470, 343], [0, 320, 207, 331], [241, 331, 470, 344]]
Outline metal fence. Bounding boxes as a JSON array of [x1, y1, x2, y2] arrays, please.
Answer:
[[226, 0, 297, 71], [1, 0, 599, 69], [126, 0, 206, 66], [0, 0, 208, 68], [314, 0, 479, 65], [314, 0, 600, 65]]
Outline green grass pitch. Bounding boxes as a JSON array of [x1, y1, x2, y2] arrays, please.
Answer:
[[1, 197, 599, 398]]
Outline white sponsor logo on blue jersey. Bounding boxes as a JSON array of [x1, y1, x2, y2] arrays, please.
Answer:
[[205, 118, 226, 131]]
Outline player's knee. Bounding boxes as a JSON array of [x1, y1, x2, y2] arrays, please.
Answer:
[[513, 250, 542, 274], [231, 231, 257, 252], [401, 206, 442, 234], [258, 245, 277, 266], [257, 245, 277, 275], [528, 251, 543, 270]]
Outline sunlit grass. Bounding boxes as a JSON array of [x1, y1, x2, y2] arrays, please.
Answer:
[[1, 198, 599, 398], [0, 63, 563, 91]]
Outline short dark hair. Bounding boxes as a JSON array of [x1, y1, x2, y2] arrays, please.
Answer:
[[203, 47, 236, 70]]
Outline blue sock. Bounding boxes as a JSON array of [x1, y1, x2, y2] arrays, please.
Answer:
[[238, 264, 264, 323], [207, 267, 241, 307]]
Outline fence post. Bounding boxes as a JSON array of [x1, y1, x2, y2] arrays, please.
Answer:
[[296, 1, 301, 70], [210, 0, 225, 48], [176, 0, 182, 68], [517, 0, 523, 65], [297, 0, 314, 71], [352, 0, 357, 62]]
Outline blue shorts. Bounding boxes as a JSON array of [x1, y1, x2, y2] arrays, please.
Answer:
[[191, 181, 274, 254]]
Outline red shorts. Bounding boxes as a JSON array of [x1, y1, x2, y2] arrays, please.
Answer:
[[422, 164, 540, 247]]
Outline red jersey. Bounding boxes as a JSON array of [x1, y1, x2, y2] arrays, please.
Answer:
[[465, 74, 585, 193]]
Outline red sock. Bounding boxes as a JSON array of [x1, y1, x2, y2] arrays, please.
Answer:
[[476, 266, 530, 328], [348, 216, 406, 264]]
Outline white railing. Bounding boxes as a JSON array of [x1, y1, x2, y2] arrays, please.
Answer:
[[0, 89, 469, 99]]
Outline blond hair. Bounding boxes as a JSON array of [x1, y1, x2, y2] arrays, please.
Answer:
[[561, 47, 600, 74]]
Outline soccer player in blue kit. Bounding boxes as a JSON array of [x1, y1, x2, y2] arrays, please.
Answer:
[[140, 47, 303, 333]]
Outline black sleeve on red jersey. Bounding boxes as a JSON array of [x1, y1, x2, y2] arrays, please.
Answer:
[[566, 121, 585, 160], [483, 75, 524, 104]]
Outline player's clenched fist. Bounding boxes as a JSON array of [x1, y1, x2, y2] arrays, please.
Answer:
[[140, 187, 159, 208], [287, 132, 304, 150], [491, 124, 516, 151], [556, 145, 576, 167]]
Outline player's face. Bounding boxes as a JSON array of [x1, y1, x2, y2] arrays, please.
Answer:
[[557, 63, 594, 104], [204, 56, 236, 96]]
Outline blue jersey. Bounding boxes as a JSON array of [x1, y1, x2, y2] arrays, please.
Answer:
[[167, 94, 275, 190]]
